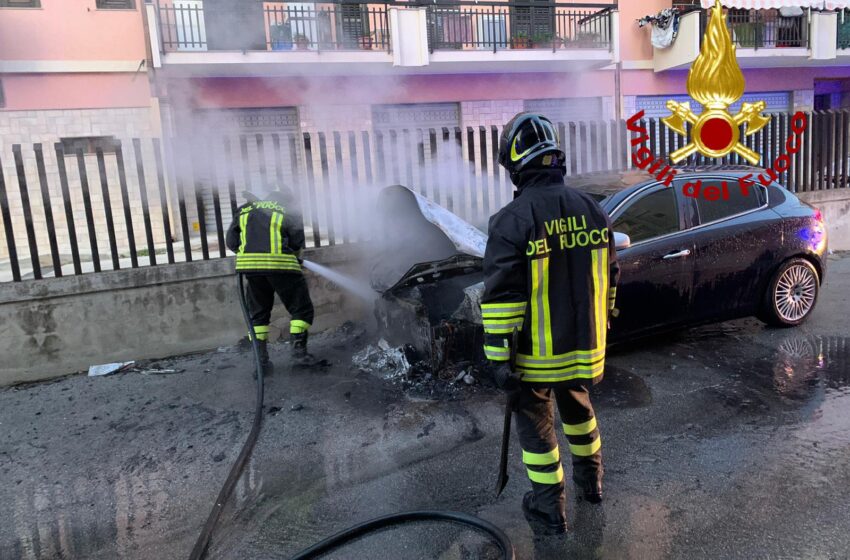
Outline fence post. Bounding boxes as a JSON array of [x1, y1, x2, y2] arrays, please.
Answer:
[[0, 154, 21, 282], [75, 148, 101, 273], [12, 145, 42, 279], [54, 143, 82, 275], [114, 142, 139, 268], [152, 138, 175, 264], [34, 144, 62, 277], [131, 138, 158, 266]]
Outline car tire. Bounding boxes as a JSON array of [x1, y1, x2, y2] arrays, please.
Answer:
[[760, 258, 820, 327]]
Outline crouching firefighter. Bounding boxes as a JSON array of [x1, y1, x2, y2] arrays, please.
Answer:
[[225, 188, 323, 374], [482, 113, 620, 535]]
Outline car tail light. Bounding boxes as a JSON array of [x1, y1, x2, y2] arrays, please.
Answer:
[[813, 208, 824, 223]]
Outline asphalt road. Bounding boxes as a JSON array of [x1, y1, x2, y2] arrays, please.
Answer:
[[2, 253, 849, 560]]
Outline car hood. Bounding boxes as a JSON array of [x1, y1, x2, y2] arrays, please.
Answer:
[[371, 185, 487, 293]]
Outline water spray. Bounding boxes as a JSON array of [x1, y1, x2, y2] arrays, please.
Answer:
[[301, 259, 377, 302]]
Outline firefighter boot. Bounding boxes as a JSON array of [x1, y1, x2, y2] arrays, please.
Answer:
[[254, 340, 274, 378], [573, 476, 603, 504], [522, 492, 568, 536], [290, 332, 329, 369]]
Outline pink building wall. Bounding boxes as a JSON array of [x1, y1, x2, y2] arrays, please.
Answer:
[[0, 0, 147, 61], [0, 0, 151, 111], [2, 74, 152, 111]]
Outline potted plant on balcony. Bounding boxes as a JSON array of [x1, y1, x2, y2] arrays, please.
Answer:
[[531, 32, 554, 49], [511, 32, 531, 49], [270, 22, 293, 51], [294, 33, 311, 50]]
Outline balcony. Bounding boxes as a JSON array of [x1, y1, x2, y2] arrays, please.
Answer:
[[146, 0, 618, 76], [425, 2, 613, 52], [654, 7, 847, 72]]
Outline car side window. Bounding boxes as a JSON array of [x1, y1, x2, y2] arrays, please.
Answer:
[[612, 187, 679, 244], [690, 179, 762, 225]]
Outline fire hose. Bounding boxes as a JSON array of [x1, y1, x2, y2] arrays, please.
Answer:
[[187, 273, 516, 560]]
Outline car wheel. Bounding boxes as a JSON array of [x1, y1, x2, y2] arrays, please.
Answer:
[[761, 258, 819, 327]]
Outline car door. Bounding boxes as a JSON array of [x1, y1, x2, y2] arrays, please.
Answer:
[[682, 175, 775, 322], [608, 182, 697, 340]]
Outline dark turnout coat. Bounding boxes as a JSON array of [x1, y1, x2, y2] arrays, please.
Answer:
[[481, 170, 620, 384], [225, 200, 305, 274]]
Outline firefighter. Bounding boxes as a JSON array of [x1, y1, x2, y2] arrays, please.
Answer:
[[482, 113, 620, 535], [225, 188, 320, 374]]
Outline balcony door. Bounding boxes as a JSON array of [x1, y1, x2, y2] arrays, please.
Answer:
[[338, 3, 370, 49], [511, 0, 554, 45]]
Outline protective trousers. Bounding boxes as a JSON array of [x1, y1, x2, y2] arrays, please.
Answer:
[[245, 273, 315, 341], [514, 382, 602, 518]]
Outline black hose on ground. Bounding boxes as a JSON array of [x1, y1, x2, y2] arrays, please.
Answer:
[[188, 274, 265, 560], [188, 273, 515, 560]]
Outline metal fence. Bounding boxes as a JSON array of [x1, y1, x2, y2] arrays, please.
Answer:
[[1, 110, 849, 283], [425, 2, 613, 52]]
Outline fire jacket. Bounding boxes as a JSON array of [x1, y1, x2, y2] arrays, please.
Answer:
[[481, 170, 620, 384], [225, 200, 304, 273]]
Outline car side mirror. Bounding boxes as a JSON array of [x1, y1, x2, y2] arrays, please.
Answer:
[[614, 232, 631, 251]]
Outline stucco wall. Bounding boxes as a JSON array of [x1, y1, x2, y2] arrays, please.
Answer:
[[0, 244, 371, 386], [798, 189, 850, 252]]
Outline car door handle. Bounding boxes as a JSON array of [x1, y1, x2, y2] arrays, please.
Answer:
[[662, 249, 691, 260]]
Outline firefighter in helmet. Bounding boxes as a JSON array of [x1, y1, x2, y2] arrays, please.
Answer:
[[225, 187, 321, 373], [482, 113, 620, 534]]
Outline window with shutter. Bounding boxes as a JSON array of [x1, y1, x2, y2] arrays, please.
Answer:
[[96, 0, 135, 9], [0, 0, 41, 8]]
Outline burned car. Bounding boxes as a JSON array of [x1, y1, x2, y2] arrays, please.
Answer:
[[372, 166, 827, 372], [372, 186, 487, 373]]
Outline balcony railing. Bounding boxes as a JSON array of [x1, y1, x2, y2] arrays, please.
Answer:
[[156, 1, 391, 53], [700, 8, 809, 49], [426, 2, 614, 52]]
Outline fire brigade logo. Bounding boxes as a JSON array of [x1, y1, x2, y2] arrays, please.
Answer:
[[662, 0, 770, 165]]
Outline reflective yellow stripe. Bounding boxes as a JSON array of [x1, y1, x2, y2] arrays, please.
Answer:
[[483, 318, 524, 334], [531, 257, 552, 357], [563, 417, 597, 436], [276, 213, 284, 254], [518, 361, 605, 382], [595, 249, 608, 350], [239, 211, 249, 253], [484, 345, 510, 361], [481, 302, 527, 313], [516, 348, 605, 368], [290, 320, 310, 334], [236, 263, 301, 269], [569, 437, 601, 457], [238, 252, 300, 261], [527, 465, 564, 485], [482, 310, 525, 319], [522, 447, 560, 466], [250, 325, 269, 341]]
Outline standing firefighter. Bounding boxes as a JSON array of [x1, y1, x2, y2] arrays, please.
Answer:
[[225, 189, 320, 373], [483, 113, 620, 535]]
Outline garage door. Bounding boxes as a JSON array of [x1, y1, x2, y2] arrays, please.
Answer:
[[524, 97, 604, 124], [372, 103, 461, 130], [636, 91, 792, 117]]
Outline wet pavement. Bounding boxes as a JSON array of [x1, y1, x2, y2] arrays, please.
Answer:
[[2, 253, 850, 560]]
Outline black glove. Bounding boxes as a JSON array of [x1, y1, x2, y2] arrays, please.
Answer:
[[488, 361, 522, 392]]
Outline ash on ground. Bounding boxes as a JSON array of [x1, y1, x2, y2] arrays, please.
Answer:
[[351, 334, 488, 400]]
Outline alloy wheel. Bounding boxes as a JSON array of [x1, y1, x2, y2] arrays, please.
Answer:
[[774, 264, 817, 322]]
